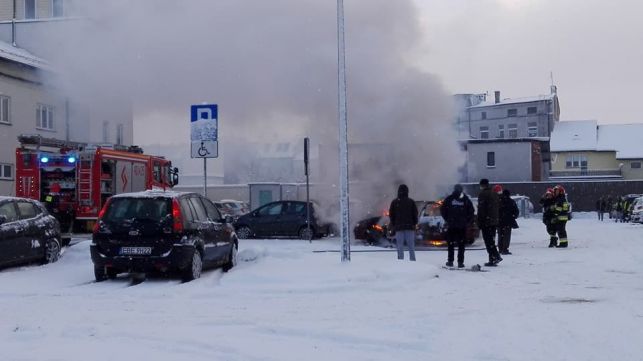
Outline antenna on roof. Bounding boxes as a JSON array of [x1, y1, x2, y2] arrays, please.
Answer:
[[550, 71, 557, 95]]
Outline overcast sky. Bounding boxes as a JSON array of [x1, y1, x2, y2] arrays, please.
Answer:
[[414, 0, 643, 124]]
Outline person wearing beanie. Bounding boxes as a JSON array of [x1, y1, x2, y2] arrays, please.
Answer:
[[477, 179, 502, 266], [498, 189, 519, 255], [388, 184, 419, 261], [440, 184, 475, 268]]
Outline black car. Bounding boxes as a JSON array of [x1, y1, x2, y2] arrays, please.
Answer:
[[353, 215, 393, 245], [234, 201, 332, 239], [0, 196, 62, 268], [90, 190, 238, 282]]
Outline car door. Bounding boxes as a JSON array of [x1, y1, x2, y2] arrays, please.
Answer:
[[254, 202, 284, 237], [16, 201, 43, 261], [280, 202, 306, 236], [0, 201, 22, 265], [186, 196, 218, 265], [200, 197, 231, 262]]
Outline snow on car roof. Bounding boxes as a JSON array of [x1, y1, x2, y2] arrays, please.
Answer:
[[110, 190, 191, 199], [0, 196, 41, 203]]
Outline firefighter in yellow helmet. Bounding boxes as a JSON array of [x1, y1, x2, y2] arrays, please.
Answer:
[[551, 185, 571, 248]]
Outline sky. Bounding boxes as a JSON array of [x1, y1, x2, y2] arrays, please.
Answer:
[[414, 0, 643, 124]]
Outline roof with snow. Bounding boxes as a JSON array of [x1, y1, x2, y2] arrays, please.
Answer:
[[550, 120, 643, 159], [0, 40, 51, 70], [469, 93, 556, 109]]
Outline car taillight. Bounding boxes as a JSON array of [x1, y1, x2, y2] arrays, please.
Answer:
[[172, 198, 184, 233], [93, 199, 111, 233]]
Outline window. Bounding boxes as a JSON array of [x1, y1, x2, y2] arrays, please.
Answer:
[[0, 96, 9, 124], [0, 202, 19, 223], [201, 198, 223, 221], [188, 197, 208, 221], [508, 123, 518, 138], [497, 124, 504, 139], [153, 161, 162, 183], [36, 104, 54, 130], [487, 152, 496, 167], [259, 203, 283, 216], [565, 154, 588, 169], [25, 0, 36, 19], [631, 162, 642, 169], [528, 122, 538, 137], [507, 109, 517, 117], [0, 164, 13, 180], [17, 202, 37, 220], [527, 106, 537, 115], [481, 112, 487, 120], [52, 0, 64, 17], [116, 124, 124, 145], [480, 126, 489, 139], [102, 121, 109, 143], [285, 202, 306, 215]]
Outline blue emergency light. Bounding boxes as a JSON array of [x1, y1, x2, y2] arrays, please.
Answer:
[[40, 156, 49, 163], [67, 156, 76, 164]]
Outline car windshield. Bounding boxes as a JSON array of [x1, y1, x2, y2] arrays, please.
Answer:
[[423, 202, 442, 217], [103, 198, 171, 223]]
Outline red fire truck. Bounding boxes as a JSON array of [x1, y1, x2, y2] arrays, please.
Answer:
[[15, 134, 179, 233]]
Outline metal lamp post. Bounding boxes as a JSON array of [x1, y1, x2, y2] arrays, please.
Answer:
[[337, 0, 350, 262]]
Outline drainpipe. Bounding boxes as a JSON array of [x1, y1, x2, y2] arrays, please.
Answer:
[[11, 0, 17, 46]]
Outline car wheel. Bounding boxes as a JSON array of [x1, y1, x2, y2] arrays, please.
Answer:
[[42, 239, 61, 264], [299, 226, 314, 240], [182, 249, 203, 282], [94, 267, 108, 282], [236, 226, 252, 239], [222, 243, 238, 272]]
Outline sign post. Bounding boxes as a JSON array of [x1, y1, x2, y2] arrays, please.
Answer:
[[304, 137, 311, 243], [190, 104, 219, 198], [337, 0, 350, 262]]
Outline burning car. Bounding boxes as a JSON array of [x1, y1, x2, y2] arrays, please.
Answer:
[[415, 200, 480, 246], [353, 214, 393, 246]]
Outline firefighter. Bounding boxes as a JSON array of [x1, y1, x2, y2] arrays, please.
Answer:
[[540, 188, 557, 247], [552, 185, 571, 248], [43, 182, 62, 216]]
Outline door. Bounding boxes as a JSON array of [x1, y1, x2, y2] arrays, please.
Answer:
[[16, 201, 43, 261], [280, 202, 307, 236], [200, 197, 231, 263], [186, 197, 217, 265], [253, 202, 284, 237], [0, 201, 23, 265]]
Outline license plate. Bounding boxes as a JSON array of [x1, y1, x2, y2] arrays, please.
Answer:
[[120, 247, 152, 256]]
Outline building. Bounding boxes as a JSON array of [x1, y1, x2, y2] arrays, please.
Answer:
[[456, 87, 560, 182], [550, 120, 643, 180], [0, 4, 134, 196]]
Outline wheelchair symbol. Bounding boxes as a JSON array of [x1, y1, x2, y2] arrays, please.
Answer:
[[198, 142, 210, 157]]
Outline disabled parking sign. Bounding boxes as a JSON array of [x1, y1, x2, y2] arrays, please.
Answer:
[[190, 104, 218, 158]]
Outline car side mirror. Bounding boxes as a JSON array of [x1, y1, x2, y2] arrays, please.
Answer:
[[0, 215, 6, 225], [171, 167, 180, 186], [225, 216, 234, 224]]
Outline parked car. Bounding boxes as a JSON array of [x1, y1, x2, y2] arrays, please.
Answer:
[[0, 196, 62, 269], [234, 201, 333, 239], [630, 196, 643, 223], [214, 199, 250, 220], [90, 190, 238, 282], [416, 200, 480, 246]]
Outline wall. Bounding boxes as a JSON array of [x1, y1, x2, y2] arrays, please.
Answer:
[[620, 159, 643, 180], [462, 180, 643, 212], [465, 100, 553, 140], [466, 142, 533, 182], [551, 151, 620, 171]]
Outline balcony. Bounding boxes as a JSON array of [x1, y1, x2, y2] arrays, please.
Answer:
[[549, 169, 623, 179]]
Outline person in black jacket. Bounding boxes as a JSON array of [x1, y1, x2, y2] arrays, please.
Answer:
[[498, 189, 519, 255], [389, 184, 419, 261], [477, 179, 502, 266], [440, 184, 475, 268]]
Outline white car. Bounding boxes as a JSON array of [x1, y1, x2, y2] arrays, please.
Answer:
[[630, 197, 643, 223]]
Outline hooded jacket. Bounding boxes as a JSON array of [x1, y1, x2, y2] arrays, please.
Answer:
[[440, 190, 474, 229], [499, 192, 519, 228], [477, 185, 499, 227], [389, 184, 418, 231]]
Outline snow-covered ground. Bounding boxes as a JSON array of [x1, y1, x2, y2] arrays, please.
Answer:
[[1, 217, 642, 361]]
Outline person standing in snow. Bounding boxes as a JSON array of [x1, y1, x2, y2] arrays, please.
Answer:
[[389, 184, 419, 261], [477, 179, 502, 266], [440, 184, 475, 268], [498, 188, 519, 255], [551, 185, 571, 248], [540, 188, 558, 247]]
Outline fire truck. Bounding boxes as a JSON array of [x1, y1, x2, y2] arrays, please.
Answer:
[[15, 134, 179, 233]]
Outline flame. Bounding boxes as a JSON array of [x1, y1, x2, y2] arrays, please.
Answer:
[[372, 224, 384, 232]]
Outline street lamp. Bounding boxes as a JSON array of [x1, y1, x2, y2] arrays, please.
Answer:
[[337, 0, 350, 262]]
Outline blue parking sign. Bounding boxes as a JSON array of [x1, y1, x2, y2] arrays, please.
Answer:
[[190, 104, 218, 142]]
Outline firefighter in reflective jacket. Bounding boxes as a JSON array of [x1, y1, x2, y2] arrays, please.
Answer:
[[540, 188, 558, 247], [551, 185, 571, 248], [44, 182, 62, 215]]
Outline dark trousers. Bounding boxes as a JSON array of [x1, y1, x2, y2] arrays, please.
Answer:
[[556, 221, 568, 246], [447, 228, 466, 264], [481, 226, 500, 262], [546, 222, 558, 245], [598, 211, 604, 221], [498, 226, 512, 253]]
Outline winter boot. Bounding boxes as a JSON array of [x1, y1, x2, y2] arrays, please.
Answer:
[[556, 239, 568, 248], [484, 261, 497, 267], [445, 261, 454, 267], [458, 263, 465, 268], [548, 237, 558, 248]]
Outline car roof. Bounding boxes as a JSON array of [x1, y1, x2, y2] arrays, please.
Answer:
[[110, 190, 197, 199], [0, 196, 43, 205]]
